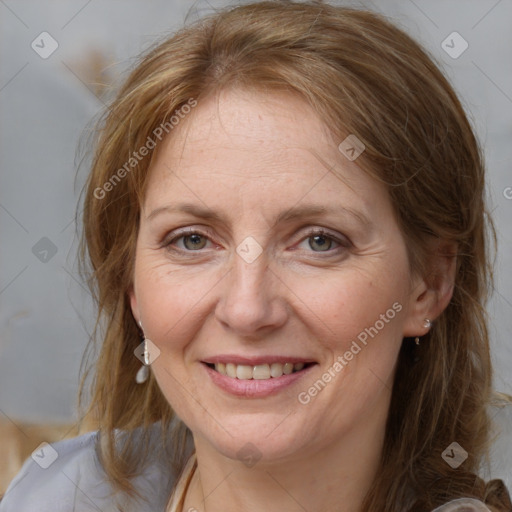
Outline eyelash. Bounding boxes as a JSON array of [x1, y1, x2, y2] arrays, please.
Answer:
[[163, 227, 351, 256]]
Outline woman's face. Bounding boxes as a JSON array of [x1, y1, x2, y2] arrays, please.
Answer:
[[130, 88, 422, 464]]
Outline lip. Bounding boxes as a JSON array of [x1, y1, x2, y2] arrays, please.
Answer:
[[201, 360, 317, 398]]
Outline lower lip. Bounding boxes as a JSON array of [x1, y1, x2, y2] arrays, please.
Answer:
[[202, 363, 315, 398]]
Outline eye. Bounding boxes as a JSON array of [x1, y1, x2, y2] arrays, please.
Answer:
[[163, 227, 350, 255], [296, 229, 350, 253], [180, 233, 208, 250], [164, 229, 215, 252]]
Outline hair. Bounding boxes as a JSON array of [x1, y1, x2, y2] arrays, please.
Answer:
[[78, 1, 511, 511]]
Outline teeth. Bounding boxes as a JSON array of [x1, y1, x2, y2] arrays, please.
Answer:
[[283, 362, 294, 375], [226, 363, 237, 378], [270, 363, 283, 378], [236, 365, 253, 380], [213, 362, 307, 380], [253, 364, 271, 380]]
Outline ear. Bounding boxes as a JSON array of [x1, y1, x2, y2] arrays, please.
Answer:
[[402, 238, 457, 338], [128, 285, 140, 326]]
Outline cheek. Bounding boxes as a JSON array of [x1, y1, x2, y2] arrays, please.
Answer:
[[293, 267, 407, 355], [133, 256, 222, 349], [302, 273, 405, 398]]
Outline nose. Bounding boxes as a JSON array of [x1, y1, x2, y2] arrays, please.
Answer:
[[214, 251, 288, 338]]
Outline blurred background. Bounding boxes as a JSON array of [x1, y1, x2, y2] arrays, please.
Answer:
[[1, 0, 511, 493]]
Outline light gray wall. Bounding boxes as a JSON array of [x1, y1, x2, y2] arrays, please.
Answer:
[[1, 0, 511, 483]]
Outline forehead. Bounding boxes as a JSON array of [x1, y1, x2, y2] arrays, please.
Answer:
[[147, 89, 356, 184], [142, 88, 391, 227], [167, 88, 336, 155]]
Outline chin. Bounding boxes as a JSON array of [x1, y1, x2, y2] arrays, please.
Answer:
[[193, 414, 315, 466]]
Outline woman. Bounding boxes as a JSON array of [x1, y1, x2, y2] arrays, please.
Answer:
[[1, 1, 510, 511]]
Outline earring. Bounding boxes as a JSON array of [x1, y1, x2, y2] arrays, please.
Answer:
[[414, 318, 432, 346], [135, 321, 150, 384]]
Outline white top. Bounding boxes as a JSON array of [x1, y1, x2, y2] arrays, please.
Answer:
[[0, 425, 179, 511], [0, 425, 493, 512], [431, 499, 492, 511]]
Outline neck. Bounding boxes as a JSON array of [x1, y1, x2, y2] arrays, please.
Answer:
[[182, 410, 386, 512]]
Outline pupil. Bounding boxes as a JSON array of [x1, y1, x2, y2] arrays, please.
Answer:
[[185, 234, 205, 249], [310, 235, 331, 251]]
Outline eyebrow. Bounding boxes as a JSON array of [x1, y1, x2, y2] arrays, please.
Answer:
[[146, 202, 372, 229]]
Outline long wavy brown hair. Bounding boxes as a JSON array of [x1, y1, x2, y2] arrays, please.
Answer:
[[78, 2, 511, 511]]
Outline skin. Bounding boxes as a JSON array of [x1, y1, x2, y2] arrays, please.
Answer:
[[130, 88, 455, 512]]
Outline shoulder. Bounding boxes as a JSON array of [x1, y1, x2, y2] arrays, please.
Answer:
[[0, 425, 176, 512], [431, 498, 494, 511], [0, 430, 103, 511]]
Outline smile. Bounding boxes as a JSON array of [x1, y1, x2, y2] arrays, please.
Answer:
[[202, 356, 317, 397], [208, 362, 309, 380]]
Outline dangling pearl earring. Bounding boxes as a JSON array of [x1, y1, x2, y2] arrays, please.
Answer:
[[135, 321, 150, 384], [415, 318, 432, 346]]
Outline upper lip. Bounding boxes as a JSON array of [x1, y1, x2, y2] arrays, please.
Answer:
[[202, 355, 316, 365]]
